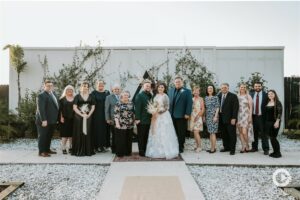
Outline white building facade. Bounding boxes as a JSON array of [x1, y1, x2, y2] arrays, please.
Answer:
[[9, 46, 284, 113]]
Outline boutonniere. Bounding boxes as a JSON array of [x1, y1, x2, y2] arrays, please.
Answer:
[[180, 88, 185, 93]]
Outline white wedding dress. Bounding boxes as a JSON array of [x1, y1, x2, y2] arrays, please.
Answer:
[[146, 93, 179, 159]]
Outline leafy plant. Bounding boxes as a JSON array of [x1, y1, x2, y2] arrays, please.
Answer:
[[3, 44, 28, 110], [16, 89, 38, 138], [0, 100, 17, 142], [288, 105, 300, 129], [236, 72, 268, 92], [48, 41, 111, 95], [175, 49, 215, 96]]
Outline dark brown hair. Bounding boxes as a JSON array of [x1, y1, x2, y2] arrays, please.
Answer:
[[156, 82, 168, 94], [206, 84, 216, 96]]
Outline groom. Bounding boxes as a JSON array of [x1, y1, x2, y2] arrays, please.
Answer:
[[135, 80, 153, 156], [168, 76, 193, 153]]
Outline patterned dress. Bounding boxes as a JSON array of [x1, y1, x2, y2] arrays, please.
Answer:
[[189, 97, 204, 131], [205, 96, 220, 134], [236, 94, 254, 142]]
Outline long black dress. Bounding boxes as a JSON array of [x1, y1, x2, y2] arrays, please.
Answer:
[[59, 97, 74, 137], [91, 90, 110, 150], [72, 94, 95, 156]]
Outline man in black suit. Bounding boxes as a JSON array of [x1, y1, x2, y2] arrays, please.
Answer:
[[36, 80, 59, 157], [168, 76, 193, 153], [218, 83, 239, 155], [250, 82, 269, 155]]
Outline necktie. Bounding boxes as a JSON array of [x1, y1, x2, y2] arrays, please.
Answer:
[[50, 92, 59, 109], [221, 94, 226, 112], [255, 92, 259, 115]]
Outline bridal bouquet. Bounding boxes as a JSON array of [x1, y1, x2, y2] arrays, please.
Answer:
[[80, 104, 90, 114], [147, 99, 159, 114]]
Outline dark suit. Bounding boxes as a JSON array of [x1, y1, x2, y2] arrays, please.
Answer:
[[168, 87, 193, 152], [36, 91, 59, 154], [105, 94, 119, 153], [250, 91, 269, 151], [218, 92, 239, 153], [135, 90, 152, 156]]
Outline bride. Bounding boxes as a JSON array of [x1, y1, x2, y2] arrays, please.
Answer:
[[146, 82, 179, 159]]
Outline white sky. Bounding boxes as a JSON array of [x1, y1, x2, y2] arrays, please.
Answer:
[[0, 1, 299, 84]]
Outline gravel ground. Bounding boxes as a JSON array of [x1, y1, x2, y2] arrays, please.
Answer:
[[188, 165, 300, 200], [0, 164, 109, 200], [185, 134, 300, 152]]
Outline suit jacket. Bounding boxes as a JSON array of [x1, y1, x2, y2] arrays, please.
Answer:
[[134, 91, 152, 124], [168, 87, 193, 119], [36, 91, 59, 125], [250, 90, 268, 117], [105, 94, 119, 121], [218, 92, 239, 124]]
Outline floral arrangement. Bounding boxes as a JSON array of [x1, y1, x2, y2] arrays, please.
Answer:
[[80, 104, 90, 114], [147, 99, 159, 114]]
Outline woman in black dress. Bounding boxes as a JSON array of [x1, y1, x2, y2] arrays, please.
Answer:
[[265, 90, 283, 158], [72, 82, 96, 156], [114, 91, 134, 157], [91, 80, 110, 152], [59, 85, 75, 154]]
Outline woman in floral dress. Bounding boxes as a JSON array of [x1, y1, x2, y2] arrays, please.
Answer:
[[114, 91, 135, 157], [204, 85, 220, 153], [236, 84, 253, 153], [189, 86, 205, 152]]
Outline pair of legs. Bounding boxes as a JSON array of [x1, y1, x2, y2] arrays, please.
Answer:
[[265, 121, 281, 158], [193, 130, 202, 152], [115, 128, 133, 157], [173, 118, 187, 153], [61, 137, 72, 153], [252, 115, 269, 152], [238, 127, 250, 152], [37, 124, 56, 155], [137, 124, 150, 156], [208, 133, 217, 152]]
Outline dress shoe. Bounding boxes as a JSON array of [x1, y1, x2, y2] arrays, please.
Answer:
[[249, 149, 258, 152], [264, 150, 269, 155], [230, 151, 235, 155], [206, 149, 216, 153], [48, 150, 57, 154], [39, 152, 50, 157], [269, 152, 282, 158], [220, 149, 229, 152], [62, 150, 67, 154]]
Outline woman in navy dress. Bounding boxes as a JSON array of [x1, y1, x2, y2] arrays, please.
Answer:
[[204, 85, 220, 153], [91, 80, 110, 152]]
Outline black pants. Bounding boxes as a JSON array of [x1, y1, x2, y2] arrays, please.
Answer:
[[219, 122, 237, 153], [172, 118, 187, 152], [252, 115, 269, 151], [115, 128, 132, 157], [105, 123, 111, 148], [37, 123, 56, 154], [265, 121, 281, 154], [108, 125, 116, 152], [137, 124, 150, 156]]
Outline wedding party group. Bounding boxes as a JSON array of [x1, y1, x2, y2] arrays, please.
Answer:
[[35, 76, 283, 159]]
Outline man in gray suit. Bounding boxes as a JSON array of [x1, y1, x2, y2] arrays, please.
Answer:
[[36, 80, 59, 157], [105, 84, 121, 153]]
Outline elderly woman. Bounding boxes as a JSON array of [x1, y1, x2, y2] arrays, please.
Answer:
[[72, 82, 95, 156], [59, 85, 75, 154], [114, 91, 134, 157]]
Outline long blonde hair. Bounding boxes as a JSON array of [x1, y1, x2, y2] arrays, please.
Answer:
[[238, 83, 249, 96], [60, 85, 75, 99]]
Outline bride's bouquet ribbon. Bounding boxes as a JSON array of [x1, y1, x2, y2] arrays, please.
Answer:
[[83, 117, 87, 135]]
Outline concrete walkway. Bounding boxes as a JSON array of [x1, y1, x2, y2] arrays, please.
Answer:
[[96, 161, 205, 200]]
